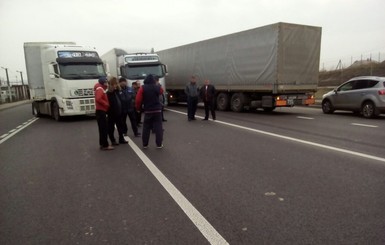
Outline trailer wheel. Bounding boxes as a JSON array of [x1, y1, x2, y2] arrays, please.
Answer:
[[263, 107, 276, 112], [216, 93, 230, 111], [32, 102, 41, 117], [231, 93, 249, 112], [52, 101, 62, 121]]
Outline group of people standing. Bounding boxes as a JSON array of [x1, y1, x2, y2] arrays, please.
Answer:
[[185, 75, 216, 121], [94, 75, 165, 151], [95, 74, 215, 151]]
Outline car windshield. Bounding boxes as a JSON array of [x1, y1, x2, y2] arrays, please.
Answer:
[[59, 63, 106, 80]]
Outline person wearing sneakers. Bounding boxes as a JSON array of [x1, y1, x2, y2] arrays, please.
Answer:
[[94, 76, 114, 150], [135, 74, 164, 149]]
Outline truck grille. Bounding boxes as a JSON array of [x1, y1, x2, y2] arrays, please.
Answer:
[[79, 98, 95, 111], [76, 88, 94, 96]]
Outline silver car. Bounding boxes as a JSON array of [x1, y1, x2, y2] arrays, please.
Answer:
[[322, 76, 385, 118]]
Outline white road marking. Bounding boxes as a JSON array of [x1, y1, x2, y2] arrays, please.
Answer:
[[168, 108, 385, 164], [16, 125, 23, 129], [297, 116, 314, 120], [0, 134, 8, 139], [351, 123, 378, 128], [0, 118, 39, 145], [125, 136, 229, 245]]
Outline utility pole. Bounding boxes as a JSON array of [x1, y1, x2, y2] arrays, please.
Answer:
[[1, 66, 12, 102], [16, 70, 25, 99]]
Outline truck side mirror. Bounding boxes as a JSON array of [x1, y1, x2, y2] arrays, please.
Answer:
[[163, 64, 168, 76]]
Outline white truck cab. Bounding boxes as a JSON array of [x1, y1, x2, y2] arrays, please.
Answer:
[[24, 42, 106, 120]]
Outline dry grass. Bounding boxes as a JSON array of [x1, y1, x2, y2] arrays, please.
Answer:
[[319, 61, 385, 87]]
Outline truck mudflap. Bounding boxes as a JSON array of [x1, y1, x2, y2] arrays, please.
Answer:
[[275, 94, 315, 107]]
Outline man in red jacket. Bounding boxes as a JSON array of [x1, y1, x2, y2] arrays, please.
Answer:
[[94, 77, 114, 150]]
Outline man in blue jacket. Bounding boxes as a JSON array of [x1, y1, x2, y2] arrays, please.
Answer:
[[119, 77, 140, 137]]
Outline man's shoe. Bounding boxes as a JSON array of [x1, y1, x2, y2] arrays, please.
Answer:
[[119, 140, 128, 144], [157, 144, 164, 149], [162, 119, 167, 122], [112, 142, 119, 146], [101, 145, 114, 151], [143, 145, 148, 149], [202, 118, 208, 120]]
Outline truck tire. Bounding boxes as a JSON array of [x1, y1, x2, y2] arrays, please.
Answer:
[[32, 102, 41, 117], [51, 101, 62, 121], [231, 93, 249, 112], [216, 93, 230, 111], [263, 107, 276, 112], [361, 101, 378, 118]]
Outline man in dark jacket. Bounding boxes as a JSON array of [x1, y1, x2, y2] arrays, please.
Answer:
[[200, 79, 216, 120], [119, 77, 140, 137], [135, 74, 164, 149]]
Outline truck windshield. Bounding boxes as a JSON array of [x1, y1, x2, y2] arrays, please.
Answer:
[[59, 63, 106, 80], [124, 65, 164, 79]]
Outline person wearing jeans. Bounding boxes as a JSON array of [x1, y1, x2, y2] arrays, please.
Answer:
[[185, 75, 199, 121]]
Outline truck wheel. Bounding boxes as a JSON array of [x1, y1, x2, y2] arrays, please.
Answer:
[[216, 93, 229, 111], [361, 101, 378, 118], [52, 101, 62, 121], [32, 102, 41, 117], [231, 93, 248, 112], [322, 99, 334, 114]]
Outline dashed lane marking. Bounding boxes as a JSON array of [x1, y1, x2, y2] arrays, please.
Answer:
[[0, 117, 39, 145], [297, 116, 314, 120], [167, 108, 385, 164], [351, 123, 378, 128], [126, 136, 229, 245]]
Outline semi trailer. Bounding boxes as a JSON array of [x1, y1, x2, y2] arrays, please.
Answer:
[[157, 22, 322, 112]]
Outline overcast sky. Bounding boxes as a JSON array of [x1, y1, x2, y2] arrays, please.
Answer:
[[0, 0, 384, 83]]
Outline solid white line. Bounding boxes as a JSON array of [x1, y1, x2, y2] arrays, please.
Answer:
[[351, 123, 378, 128], [125, 136, 229, 245], [297, 116, 314, 120], [167, 108, 385, 163], [0, 118, 39, 145]]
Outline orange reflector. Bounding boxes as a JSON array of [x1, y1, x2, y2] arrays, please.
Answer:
[[305, 98, 315, 105], [276, 100, 287, 106]]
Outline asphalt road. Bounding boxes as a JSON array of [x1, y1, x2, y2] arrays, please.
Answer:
[[1, 103, 384, 245]]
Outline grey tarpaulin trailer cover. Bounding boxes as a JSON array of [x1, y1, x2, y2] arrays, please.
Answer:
[[158, 22, 322, 111]]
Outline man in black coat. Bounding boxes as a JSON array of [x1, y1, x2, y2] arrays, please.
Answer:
[[200, 79, 216, 120]]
